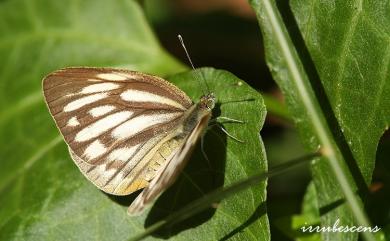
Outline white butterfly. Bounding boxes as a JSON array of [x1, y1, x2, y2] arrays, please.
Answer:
[[42, 67, 216, 215]]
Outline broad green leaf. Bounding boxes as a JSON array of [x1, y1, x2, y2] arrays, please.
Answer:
[[0, 0, 185, 119], [0, 0, 182, 209], [0, 67, 269, 240], [0, 0, 270, 240], [250, 0, 389, 240]]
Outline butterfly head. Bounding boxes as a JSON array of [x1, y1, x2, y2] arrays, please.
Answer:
[[199, 93, 216, 110]]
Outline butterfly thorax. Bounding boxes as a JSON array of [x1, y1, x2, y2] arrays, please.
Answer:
[[198, 93, 216, 110], [175, 93, 214, 139]]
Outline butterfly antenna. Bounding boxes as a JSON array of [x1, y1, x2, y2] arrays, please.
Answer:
[[178, 34, 211, 95]]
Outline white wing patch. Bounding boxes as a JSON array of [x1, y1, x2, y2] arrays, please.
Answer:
[[100, 165, 116, 178], [64, 93, 108, 112], [75, 111, 134, 142], [108, 144, 140, 162], [96, 73, 128, 81], [67, 116, 80, 127], [80, 83, 120, 94], [83, 140, 107, 159], [89, 105, 116, 117], [87, 79, 102, 82], [111, 112, 181, 140], [120, 89, 186, 110]]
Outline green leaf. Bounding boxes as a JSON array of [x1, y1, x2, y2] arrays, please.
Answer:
[[291, 182, 321, 241], [0, 1, 269, 240], [0, 0, 182, 207], [296, 182, 386, 241], [250, 0, 389, 240]]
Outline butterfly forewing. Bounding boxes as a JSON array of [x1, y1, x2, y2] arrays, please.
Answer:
[[43, 67, 194, 196]]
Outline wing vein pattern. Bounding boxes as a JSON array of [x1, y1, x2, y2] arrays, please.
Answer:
[[43, 67, 193, 195]]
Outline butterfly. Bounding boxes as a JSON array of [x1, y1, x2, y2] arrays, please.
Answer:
[[42, 67, 216, 215]]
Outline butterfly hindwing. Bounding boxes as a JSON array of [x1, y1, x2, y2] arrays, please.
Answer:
[[69, 130, 179, 195]]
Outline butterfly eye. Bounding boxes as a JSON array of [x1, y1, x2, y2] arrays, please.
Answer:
[[207, 93, 216, 109], [200, 94, 215, 110], [206, 98, 215, 110]]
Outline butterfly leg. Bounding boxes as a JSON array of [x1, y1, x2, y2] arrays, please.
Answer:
[[201, 135, 212, 168], [209, 116, 245, 124], [216, 124, 245, 143], [209, 116, 246, 141], [217, 116, 245, 123], [208, 122, 245, 143]]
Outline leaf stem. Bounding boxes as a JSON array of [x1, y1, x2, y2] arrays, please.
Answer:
[[256, 1, 374, 240], [128, 152, 319, 241]]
